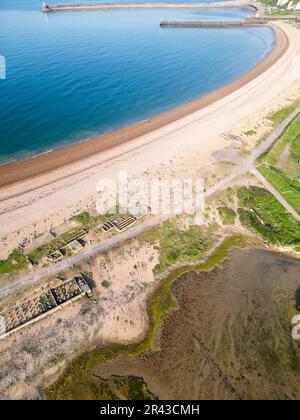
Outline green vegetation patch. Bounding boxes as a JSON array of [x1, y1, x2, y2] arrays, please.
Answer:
[[65, 375, 157, 400], [262, 115, 300, 167], [266, 8, 300, 16], [72, 212, 98, 227], [257, 114, 300, 215], [269, 100, 300, 125], [259, 165, 300, 214], [261, 0, 300, 15], [291, 131, 300, 163], [238, 186, 300, 248], [243, 129, 257, 137], [141, 221, 216, 274], [156, 224, 212, 273], [122, 376, 157, 400], [218, 207, 236, 225], [72, 207, 126, 229], [0, 249, 28, 275]]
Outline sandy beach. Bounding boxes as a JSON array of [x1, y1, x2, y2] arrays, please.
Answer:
[[0, 22, 299, 259]]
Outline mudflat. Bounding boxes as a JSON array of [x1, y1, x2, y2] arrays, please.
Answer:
[[52, 248, 300, 400]]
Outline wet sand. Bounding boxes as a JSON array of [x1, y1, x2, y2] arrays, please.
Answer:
[[49, 248, 300, 400], [0, 24, 288, 189]]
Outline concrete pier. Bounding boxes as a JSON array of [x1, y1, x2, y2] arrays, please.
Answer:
[[246, 15, 300, 24], [160, 14, 300, 28], [160, 19, 244, 27]]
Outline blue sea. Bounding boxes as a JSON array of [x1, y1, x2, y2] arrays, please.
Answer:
[[0, 1, 275, 163]]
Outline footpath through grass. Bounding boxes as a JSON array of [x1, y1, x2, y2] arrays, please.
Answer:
[[262, 115, 300, 166], [238, 186, 300, 249], [258, 114, 300, 215], [259, 165, 300, 214]]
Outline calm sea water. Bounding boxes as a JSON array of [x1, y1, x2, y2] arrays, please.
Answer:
[[0, 1, 275, 163]]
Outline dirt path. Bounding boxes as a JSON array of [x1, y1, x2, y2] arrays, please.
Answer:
[[251, 168, 300, 221]]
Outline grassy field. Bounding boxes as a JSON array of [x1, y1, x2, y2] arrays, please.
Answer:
[[238, 186, 300, 248], [261, 115, 300, 167], [259, 165, 300, 214], [258, 114, 300, 215], [291, 130, 300, 162]]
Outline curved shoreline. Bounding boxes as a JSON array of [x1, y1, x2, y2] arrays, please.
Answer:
[[0, 24, 288, 189]]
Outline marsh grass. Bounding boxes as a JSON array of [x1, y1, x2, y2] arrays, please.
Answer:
[[46, 234, 247, 400]]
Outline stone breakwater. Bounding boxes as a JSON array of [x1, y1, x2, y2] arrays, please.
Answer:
[[42, 1, 256, 12]]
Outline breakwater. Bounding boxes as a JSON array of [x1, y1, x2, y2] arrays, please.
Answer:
[[246, 15, 300, 23], [160, 19, 244, 27], [42, 1, 255, 12], [160, 14, 300, 27]]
